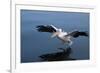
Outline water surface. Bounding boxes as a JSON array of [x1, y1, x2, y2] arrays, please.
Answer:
[[21, 10, 89, 63]]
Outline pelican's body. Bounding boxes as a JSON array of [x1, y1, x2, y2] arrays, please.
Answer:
[[54, 32, 72, 46], [36, 25, 88, 47]]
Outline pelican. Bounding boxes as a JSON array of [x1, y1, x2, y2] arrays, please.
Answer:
[[36, 25, 88, 48]]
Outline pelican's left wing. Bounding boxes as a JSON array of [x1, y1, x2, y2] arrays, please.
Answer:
[[36, 25, 58, 33], [66, 30, 88, 38]]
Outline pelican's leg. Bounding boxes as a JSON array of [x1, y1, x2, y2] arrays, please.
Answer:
[[60, 41, 67, 51], [69, 41, 73, 47], [65, 43, 69, 49], [64, 41, 72, 50]]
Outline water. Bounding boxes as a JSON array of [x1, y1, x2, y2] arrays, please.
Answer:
[[21, 10, 89, 63]]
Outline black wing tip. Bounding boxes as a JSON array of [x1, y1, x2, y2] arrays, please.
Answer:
[[81, 31, 89, 36], [72, 31, 89, 38], [36, 25, 43, 32]]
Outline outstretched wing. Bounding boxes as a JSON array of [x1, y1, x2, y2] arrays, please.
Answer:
[[66, 30, 88, 38], [36, 25, 58, 33]]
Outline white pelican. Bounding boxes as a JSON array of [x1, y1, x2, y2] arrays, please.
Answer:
[[36, 25, 88, 48]]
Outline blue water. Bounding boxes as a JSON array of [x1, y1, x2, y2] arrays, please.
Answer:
[[21, 10, 89, 63]]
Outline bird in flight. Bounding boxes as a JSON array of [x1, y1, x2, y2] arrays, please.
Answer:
[[36, 25, 88, 48]]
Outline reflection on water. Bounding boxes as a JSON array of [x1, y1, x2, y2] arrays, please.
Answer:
[[39, 47, 76, 61]]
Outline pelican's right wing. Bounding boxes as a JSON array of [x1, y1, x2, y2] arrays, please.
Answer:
[[36, 25, 58, 33]]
